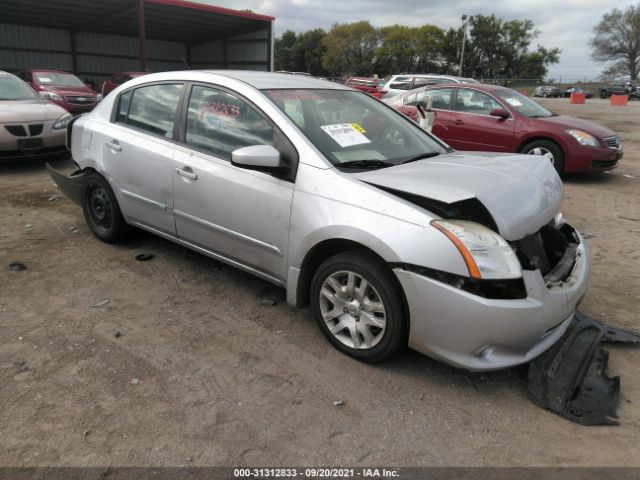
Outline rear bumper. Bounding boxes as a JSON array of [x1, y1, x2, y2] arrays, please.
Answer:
[[395, 233, 589, 371], [46, 163, 87, 205]]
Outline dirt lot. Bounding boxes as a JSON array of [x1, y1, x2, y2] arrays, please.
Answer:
[[1, 98, 639, 467]]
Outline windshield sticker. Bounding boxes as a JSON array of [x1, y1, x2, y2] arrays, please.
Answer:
[[38, 76, 52, 83], [321, 123, 371, 148], [504, 98, 523, 107], [350, 123, 366, 133]]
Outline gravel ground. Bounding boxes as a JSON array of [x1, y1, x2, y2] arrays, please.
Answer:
[[0, 97, 639, 467]]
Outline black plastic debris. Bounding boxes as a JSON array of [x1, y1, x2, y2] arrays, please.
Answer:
[[528, 311, 640, 426], [135, 253, 154, 261], [9, 261, 27, 271]]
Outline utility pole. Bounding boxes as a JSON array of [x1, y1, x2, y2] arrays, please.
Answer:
[[459, 14, 468, 76]]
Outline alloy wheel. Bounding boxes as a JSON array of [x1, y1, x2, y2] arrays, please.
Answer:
[[319, 270, 387, 350], [527, 147, 555, 165]]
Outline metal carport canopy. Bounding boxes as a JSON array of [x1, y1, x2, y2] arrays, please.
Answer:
[[1, 0, 275, 70]]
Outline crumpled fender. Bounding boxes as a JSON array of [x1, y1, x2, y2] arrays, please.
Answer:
[[528, 311, 640, 425], [46, 163, 88, 206]]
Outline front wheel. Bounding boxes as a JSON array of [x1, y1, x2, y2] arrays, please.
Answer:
[[521, 139, 565, 175], [310, 251, 407, 362], [82, 172, 132, 243]]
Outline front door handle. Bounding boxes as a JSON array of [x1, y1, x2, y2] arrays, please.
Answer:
[[105, 140, 122, 151], [454, 119, 465, 125], [175, 167, 198, 180]]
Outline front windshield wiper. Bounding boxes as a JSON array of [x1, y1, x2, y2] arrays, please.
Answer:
[[336, 159, 395, 170], [401, 152, 441, 164]]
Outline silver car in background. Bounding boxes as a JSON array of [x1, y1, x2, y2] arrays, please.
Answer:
[[48, 71, 589, 371], [0, 70, 72, 160], [382, 74, 479, 98]]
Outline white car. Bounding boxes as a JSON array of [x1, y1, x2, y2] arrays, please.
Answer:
[[382, 74, 479, 98], [48, 70, 588, 371]]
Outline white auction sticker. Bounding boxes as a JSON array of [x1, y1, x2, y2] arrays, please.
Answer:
[[321, 123, 371, 148], [504, 98, 523, 107]]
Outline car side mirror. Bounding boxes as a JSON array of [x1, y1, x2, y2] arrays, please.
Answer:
[[490, 108, 510, 118], [231, 145, 287, 173]]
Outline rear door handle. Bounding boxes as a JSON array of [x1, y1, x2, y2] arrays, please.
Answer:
[[454, 119, 465, 125], [174, 167, 198, 180], [105, 140, 122, 151]]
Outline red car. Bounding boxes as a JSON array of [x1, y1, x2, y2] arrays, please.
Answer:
[[16, 69, 101, 115], [101, 72, 148, 96], [385, 83, 622, 174], [344, 77, 386, 99]]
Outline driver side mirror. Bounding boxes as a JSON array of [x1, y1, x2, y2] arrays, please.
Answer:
[[231, 145, 288, 173], [490, 108, 510, 119]]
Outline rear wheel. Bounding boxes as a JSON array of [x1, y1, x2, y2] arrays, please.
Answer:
[[310, 251, 407, 362], [82, 172, 131, 243], [521, 139, 565, 175]]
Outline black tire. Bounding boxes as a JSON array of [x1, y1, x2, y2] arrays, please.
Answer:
[[310, 251, 407, 362], [521, 139, 565, 175], [82, 172, 131, 243]]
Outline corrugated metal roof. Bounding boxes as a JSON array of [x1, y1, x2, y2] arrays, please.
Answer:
[[1, 0, 273, 45]]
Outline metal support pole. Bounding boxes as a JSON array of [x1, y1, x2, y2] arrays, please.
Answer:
[[459, 15, 467, 77], [267, 21, 273, 72], [138, 0, 148, 71], [70, 31, 78, 75]]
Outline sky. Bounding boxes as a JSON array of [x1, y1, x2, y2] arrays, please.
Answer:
[[205, 0, 637, 81]]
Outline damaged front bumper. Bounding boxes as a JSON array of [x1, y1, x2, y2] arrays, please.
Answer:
[[46, 163, 88, 206], [394, 230, 589, 371]]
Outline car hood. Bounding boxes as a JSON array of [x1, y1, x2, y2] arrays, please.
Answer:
[[354, 152, 563, 241], [535, 115, 615, 138], [0, 99, 68, 123]]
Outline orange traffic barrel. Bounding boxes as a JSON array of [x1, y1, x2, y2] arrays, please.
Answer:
[[610, 94, 628, 106], [569, 92, 586, 104]]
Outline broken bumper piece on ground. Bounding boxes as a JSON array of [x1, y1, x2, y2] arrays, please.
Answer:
[[528, 311, 640, 426]]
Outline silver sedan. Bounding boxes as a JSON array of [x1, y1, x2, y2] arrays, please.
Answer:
[[48, 70, 589, 371]]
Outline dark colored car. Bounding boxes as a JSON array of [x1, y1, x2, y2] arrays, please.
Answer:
[[16, 69, 101, 114], [101, 72, 148, 96], [344, 77, 387, 99], [562, 87, 593, 99], [385, 83, 622, 174], [533, 86, 561, 98], [599, 82, 639, 99]]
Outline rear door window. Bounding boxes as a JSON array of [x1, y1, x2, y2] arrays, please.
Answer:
[[115, 83, 183, 138], [412, 88, 454, 110]]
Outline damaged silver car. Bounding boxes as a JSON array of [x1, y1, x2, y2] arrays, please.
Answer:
[[48, 71, 589, 371]]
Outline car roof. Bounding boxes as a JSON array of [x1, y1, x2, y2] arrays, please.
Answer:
[[406, 82, 507, 92], [133, 70, 350, 90]]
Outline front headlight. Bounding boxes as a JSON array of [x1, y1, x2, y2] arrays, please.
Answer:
[[52, 113, 73, 130], [567, 129, 599, 147], [431, 220, 522, 280], [40, 91, 63, 102]]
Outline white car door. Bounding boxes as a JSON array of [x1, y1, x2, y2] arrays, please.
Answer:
[[103, 83, 184, 235], [172, 84, 296, 283]]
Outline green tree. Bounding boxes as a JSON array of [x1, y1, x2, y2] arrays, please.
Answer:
[[298, 28, 328, 76], [460, 14, 560, 80], [375, 24, 445, 74], [274, 30, 302, 72], [322, 21, 380, 76], [591, 4, 640, 80]]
